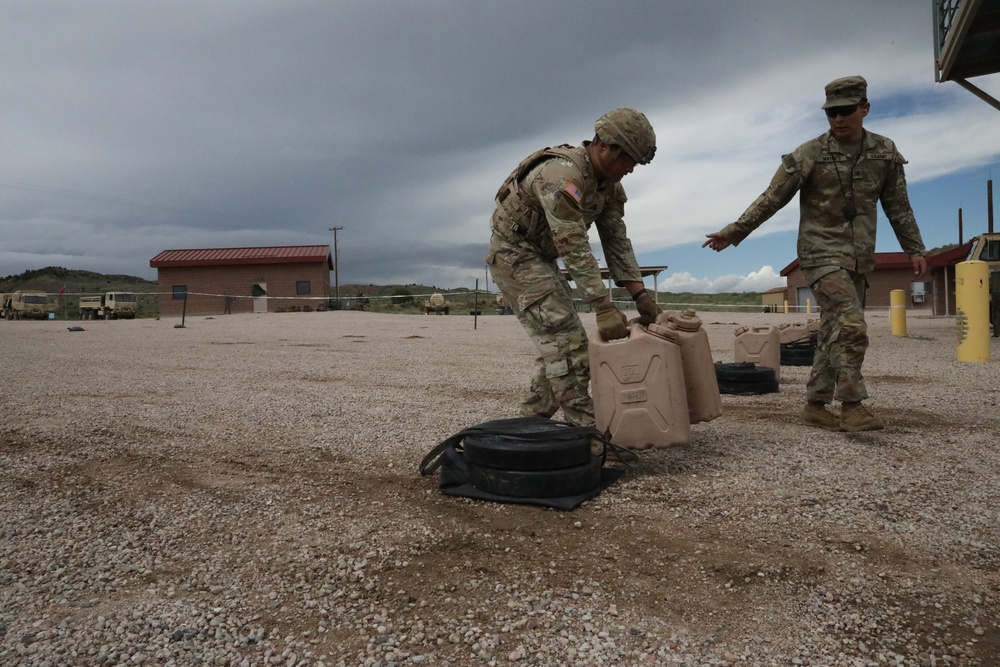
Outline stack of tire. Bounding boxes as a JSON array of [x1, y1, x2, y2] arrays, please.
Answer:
[[780, 332, 818, 367], [713, 361, 779, 395], [463, 427, 601, 499]]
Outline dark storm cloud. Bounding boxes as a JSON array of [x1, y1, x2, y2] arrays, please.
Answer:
[[1, 1, 997, 289]]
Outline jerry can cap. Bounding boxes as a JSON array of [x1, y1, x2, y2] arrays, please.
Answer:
[[734, 325, 749, 336]]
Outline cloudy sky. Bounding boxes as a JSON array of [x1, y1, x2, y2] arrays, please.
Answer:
[[2, 1, 998, 293]]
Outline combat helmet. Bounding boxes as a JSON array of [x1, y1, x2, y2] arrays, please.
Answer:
[[594, 108, 656, 165]]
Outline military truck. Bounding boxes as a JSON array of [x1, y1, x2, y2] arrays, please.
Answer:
[[965, 232, 1000, 336], [423, 292, 450, 315], [79, 292, 138, 320], [2, 290, 53, 320]]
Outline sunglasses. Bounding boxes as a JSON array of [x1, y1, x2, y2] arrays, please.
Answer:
[[825, 103, 860, 118]]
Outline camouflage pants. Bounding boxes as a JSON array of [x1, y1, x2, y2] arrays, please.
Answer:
[[485, 237, 595, 427], [807, 269, 869, 404]]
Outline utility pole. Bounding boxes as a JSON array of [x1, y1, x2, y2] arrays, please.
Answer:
[[329, 226, 343, 305]]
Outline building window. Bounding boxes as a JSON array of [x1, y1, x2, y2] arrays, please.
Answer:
[[172, 285, 188, 300], [296, 281, 311, 295], [982, 239, 1000, 262]]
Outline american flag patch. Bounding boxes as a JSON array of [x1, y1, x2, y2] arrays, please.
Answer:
[[563, 181, 583, 203]]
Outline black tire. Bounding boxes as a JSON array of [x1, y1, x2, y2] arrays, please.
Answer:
[[463, 432, 592, 471], [714, 362, 776, 383], [781, 349, 815, 366], [780, 340, 816, 366], [781, 355, 814, 367], [717, 378, 780, 395], [468, 456, 602, 498]]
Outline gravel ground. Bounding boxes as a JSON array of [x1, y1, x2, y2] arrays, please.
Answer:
[[1, 309, 998, 667]]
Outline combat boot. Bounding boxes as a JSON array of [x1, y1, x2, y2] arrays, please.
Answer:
[[801, 402, 840, 431], [840, 401, 884, 432]]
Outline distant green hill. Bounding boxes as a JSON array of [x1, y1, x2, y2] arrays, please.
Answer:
[[0, 266, 156, 294]]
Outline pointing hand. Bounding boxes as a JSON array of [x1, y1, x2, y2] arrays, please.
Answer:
[[702, 232, 731, 252]]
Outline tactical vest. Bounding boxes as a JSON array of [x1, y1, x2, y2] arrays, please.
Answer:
[[491, 144, 590, 252]]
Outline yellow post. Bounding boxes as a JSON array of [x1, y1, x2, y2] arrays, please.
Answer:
[[806, 299, 811, 314], [956, 260, 990, 362], [783, 300, 788, 314], [889, 289, 907, 336]]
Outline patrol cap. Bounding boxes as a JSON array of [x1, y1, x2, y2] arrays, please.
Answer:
[[822, 75, 868, 109], [594, 108, 656, 164]]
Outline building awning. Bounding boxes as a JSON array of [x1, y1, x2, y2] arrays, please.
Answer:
[[934, 0, 1000, 111], [559, 265, 669, 283], [557, 265, 669, 299]]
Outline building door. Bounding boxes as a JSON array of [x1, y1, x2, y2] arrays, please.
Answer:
[[796, 286, 818, 313], [252, 283, 267, 313]]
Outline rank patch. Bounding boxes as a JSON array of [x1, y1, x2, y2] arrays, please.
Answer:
[[563, 181, 583, 204]]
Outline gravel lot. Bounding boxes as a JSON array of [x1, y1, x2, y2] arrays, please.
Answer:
[[1, 309, 998, 667]]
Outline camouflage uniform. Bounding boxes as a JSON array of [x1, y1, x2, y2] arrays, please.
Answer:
[[485, 143, 643, 426], [720, 130, 926, 403]]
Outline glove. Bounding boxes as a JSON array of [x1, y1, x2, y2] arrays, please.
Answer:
[[634, 290, 662, 327], [595, 302, 629, 341]]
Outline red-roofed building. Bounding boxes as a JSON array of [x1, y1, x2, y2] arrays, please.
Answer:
[[149, 245, 333, 317], [776, 248, 969, 315]]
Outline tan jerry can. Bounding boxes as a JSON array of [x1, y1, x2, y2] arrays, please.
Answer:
[[734, 324, 781, 381], [589, 322, 691, 449], [778, 322, 811, 344], [656, 310, 722, 424]]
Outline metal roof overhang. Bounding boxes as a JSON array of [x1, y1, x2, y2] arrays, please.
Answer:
[[559, 265, 669, 283], [559, 266, 670, 297], [934, 0, 1000, 110]]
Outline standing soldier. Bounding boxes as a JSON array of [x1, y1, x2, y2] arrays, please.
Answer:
[[486, 108, 660, 427], [703, 76, 927, 432]]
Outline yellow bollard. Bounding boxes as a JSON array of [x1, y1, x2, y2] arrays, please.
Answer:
[[889, 289, 907, 336], [956, 260, 990, 362], [783, 300, 788, 314], [806, 299, 812, 314]]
